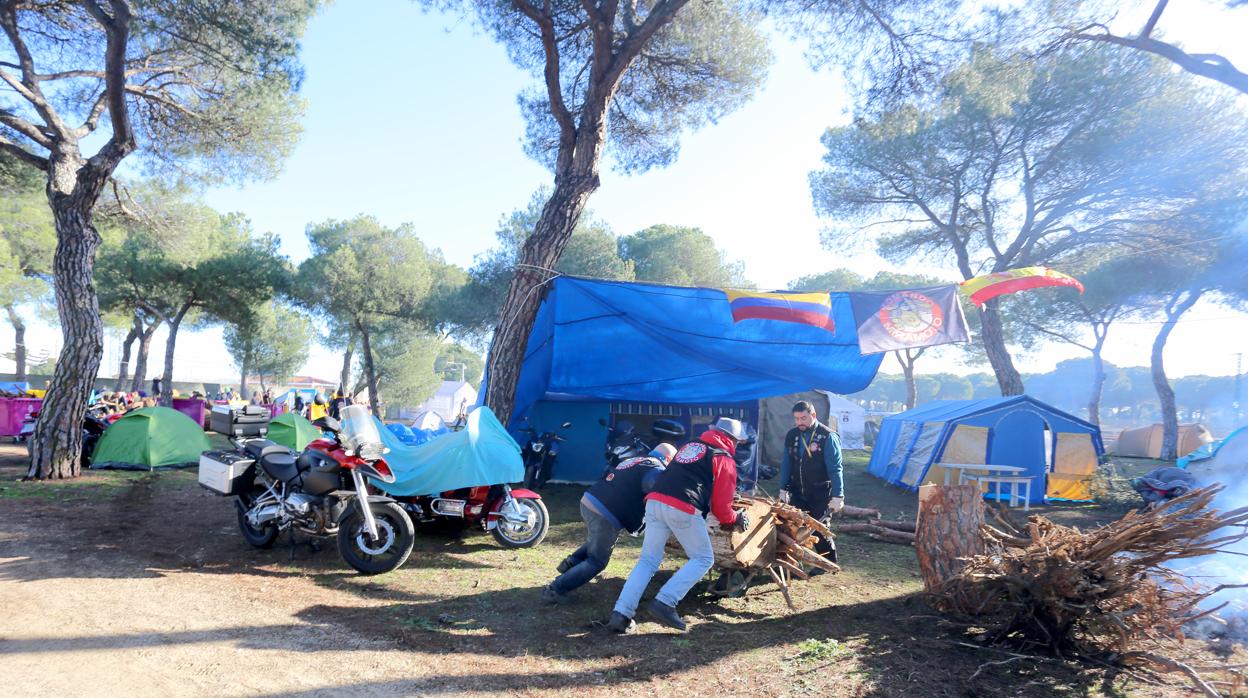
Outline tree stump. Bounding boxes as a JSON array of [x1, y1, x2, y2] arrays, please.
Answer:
[[915, 484, 985, 595]]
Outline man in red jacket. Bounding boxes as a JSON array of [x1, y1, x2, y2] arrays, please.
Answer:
[[607, 417, 750, 634]]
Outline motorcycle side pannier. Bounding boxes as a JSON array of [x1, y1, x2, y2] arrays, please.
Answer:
[[209, 404, 270, 437], [198, 451, 255, 495]]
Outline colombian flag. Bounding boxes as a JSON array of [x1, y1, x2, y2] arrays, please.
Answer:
[[724, 290, 836, 333]]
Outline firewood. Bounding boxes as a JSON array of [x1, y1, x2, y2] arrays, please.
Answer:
[[837, 504, 881, 519], [834, 522, 915, 544], [773, 558, 810, 580], [874, 519, 916, 533], [778, 532, 840, 572]]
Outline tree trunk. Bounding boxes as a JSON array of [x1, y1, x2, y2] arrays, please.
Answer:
[[484, 174, 599, 425], [896, 350, 918, 409], [28, 185, 105, 479], [1087, 335, 1107, 426], [5, 304, 26, 381], [113, 315, 140, 391], [339, 334, 354, 397], [915, 484, 986, 595], [977, 299, 1024, 396], [1151, 290, 1203, 460], [159, 304, 191, 407], [239, 354, 249, 401], [357, 321, 380, 418], [130, 321, 155, 393]]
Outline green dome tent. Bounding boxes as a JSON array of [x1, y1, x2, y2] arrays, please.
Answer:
[[90, 407, 209, 470], [268, 411, 322, 451]]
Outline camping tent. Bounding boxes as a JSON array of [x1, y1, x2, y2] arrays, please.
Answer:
[[411, 410, 448, 434], [867, 395, 1104, 504], [1112, 423, 1213, 459], [758, 391, 867, 469], [267, 412, 321, 451], [90, 407, 209, 470]]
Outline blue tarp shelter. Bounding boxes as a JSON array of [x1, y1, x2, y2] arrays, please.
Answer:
[[867, 395, 1104, 504], [502, 277, 885, 431]]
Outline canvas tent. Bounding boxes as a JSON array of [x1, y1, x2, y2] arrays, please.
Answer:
[[267, 412, 321, 451], [867, 395, 1104, 504], [758, 391, 866, 470], [1112, 423, 1213, 459], [90, 407, 209, 470]]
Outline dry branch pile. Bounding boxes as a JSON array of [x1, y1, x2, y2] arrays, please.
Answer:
[[934, 487, 1248, 693]]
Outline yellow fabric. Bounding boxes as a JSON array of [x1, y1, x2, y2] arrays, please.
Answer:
[[28, 389, 46, 398], [923, 425, 989, 486], [308, 403, 328, 421], [1046, 432, 1098, 501]]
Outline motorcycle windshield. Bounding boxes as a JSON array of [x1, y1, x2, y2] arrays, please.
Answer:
[[339, 404, 385, 460]]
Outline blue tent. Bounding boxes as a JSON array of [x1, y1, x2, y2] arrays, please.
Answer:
[[501, 277, 885, 431], [867, 395, 1104, 504]]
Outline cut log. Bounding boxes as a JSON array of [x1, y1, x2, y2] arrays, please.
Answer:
[[915, 484, 985, 594], [837, 505, 881, 519], [779, 532, 841, 572], [833, 523, 916, 545], [773, 558, 810, 580], [874, 520, 917, 533]]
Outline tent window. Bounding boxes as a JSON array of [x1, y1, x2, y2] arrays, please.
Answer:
[[885, 420, 919, 481], [900, 422, 943, 487]]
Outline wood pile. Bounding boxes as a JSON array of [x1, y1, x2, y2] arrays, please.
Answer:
[[931, 486, 1248, 695], [830, 502, 916, 545], [768, 499, 840, 577]]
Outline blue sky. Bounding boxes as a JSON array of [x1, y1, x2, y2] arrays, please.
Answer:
[[6, 0, 1248, 384]]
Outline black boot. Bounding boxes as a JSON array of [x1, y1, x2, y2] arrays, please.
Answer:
[[606, 611, 636, 635], [645, 599, 686, 631]]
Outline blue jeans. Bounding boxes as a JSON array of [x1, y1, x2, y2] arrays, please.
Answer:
[[552, 498, 621, 594], [612, 499, 714, 618]]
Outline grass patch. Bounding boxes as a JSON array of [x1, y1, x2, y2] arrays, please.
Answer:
[[789, 638, 850, 664]]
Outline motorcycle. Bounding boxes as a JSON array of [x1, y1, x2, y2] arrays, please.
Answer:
[[199, 404, 416, 575], [520, 421, 571, 489], [397, 484, 549, 548], [21, 403, 114, 465], [599, 417, 687, 477]]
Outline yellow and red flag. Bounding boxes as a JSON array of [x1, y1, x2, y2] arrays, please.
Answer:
[[959, 267, 1084, 307], [724, 289, 836, 333]]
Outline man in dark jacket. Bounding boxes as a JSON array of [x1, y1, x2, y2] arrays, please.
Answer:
[[608, 418, 750, 634], [542, 443, 677, 604], [779, 400, 842, 566]]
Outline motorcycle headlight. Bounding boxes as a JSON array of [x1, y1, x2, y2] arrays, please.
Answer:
[[531, 442, 545, 453]]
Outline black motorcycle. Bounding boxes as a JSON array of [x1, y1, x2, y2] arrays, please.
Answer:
[[599, 417, 686, 477], [200, 405, 416, 575], [22, 403, 112, 465], [520, 421, 571, 489]]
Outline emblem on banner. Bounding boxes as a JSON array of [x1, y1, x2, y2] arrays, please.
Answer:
[[878, 291, 944, 343]]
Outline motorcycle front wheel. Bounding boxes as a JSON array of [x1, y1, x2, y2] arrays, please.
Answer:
[[491, 497, 549, 549], [337, 501, 415, 575]]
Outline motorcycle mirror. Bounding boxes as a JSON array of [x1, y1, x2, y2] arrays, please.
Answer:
[[561, 421, 572, 429]]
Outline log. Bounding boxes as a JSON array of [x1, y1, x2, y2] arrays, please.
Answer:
[[773, 557, 810, 580], [834, 523, 916, 545], [779, 532, 841, 572], [915, 484, 985, 594], [875, 520, 917, 533], [838, 505, 881, 519]]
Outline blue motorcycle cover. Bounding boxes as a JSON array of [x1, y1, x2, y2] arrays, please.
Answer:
[[371, 407, 523, 497]]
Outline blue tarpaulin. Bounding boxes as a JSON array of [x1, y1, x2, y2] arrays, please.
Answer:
[[501, 277, 886, 428], [371, 407, 523, 497]]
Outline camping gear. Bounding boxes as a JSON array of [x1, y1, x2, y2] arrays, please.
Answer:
[[867, 395, 1104, 505], [204, 412, 415, 575], [91, 407, 209, 470], [1113, 423, 1213, 459], [497, 277, 887, 433], [171, 397, 207, 428], [370, 407, 525, 498], [0, 397, 41, 438], [520, 421, 571, 489], [394, 483, 549, 549], [958, 266, 1084, 306], [410, 410, 448, 434], [1131, 466, 1198, 505], [210, 404, 270, 437], [267, 412, 322, 451], [386, 422, 420, 444]]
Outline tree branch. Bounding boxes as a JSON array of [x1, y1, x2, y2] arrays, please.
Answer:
[[83, 0, 137, 172], [0, 133, 48, 170], [512, 0, 577, 164], [1074, 32, 1248, 96]]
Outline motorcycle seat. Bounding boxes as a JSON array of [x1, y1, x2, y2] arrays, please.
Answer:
[[260, 452, 300, 482], [244, 439, 292, 460]]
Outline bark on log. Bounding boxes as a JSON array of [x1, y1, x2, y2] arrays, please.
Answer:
[[835, 523, 916, 544], [915, 484, 986, 594], [836, 505, 881, 519], [874, 520, 917, 533]]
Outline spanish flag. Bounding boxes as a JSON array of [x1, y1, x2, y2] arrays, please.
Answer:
[[724, 290, 836, 333], [959, 267, 1084, 307]]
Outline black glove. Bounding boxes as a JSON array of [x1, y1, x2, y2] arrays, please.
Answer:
[[721, 510, 750, 533]]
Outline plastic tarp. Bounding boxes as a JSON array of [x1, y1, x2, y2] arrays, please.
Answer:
[[1179, 426, 1247, 468], [268, 412, 322, 451], [91, 407, 209, 470], [501, 277, 885, 430], [371, 407, 523, 497]]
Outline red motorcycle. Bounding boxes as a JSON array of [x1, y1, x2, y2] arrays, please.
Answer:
[[396, 483, 549, 548]]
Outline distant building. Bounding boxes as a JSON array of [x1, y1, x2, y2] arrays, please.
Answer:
[[400, 381, 477, 423], [285, 375, 339, 392]]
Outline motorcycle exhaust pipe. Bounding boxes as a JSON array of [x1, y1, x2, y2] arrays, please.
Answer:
[[246, 504, 282, 528]]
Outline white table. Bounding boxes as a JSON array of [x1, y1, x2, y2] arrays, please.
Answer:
[[962, 474, 1033, 511], [939, 463, 1026, 485]]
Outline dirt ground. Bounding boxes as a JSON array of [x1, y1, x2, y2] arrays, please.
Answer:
[[0, 443, 1237, 697]]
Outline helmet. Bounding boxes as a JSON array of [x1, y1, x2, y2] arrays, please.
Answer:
[[709, 417, 749, 442], [314, 394, 326, 406], [649, 443, 678, 464]]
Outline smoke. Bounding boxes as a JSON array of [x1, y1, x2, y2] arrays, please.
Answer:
[[1175, 458, 1248, 647]]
